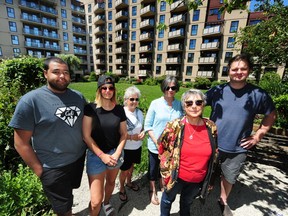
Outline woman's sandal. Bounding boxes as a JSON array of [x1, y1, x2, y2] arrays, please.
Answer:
[[126, 182, 140, 191], [102, 202, 115, 216], [149, 190, 160, 205], [119, 189, 128, 202]]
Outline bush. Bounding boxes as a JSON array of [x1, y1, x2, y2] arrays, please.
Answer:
[[211, 80, 227, 88], [181, 82, 193, 88], [0, 164, 52, 215], [143, 77, 158, 86], [88, 72, 97, 81], [193, 77, 211, 89], [259, 72, 287, 97], [273, 94, 288, 128]]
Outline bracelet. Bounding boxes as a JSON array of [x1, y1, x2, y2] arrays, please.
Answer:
[[97, 152, 103, 157]]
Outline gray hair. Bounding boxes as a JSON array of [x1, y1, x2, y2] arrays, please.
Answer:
[[181, 89, 206, 110], [160, 76, 180, 93], [123, 86, 141, 106]]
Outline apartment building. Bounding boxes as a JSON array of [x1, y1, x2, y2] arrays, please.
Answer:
[[0, 0, 92, 75]]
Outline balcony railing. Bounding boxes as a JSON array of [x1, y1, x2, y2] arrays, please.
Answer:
[[166, 70, 177, 76], [203, 25, 221, 35], [168, 29, 184, 38], [169, 14, 185, 25], [167, 43, 182, 51], [199, 57, 217, 63], [197, 71, 213, 77], [166, 57, 181, 63], [200, 42, 219, 50]]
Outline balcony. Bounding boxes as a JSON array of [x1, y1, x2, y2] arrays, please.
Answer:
[[72, 17, 86, 25], [115, 47, 127, 53], [95, 59, 105, 64], [168, 29, 185, 39], [95, 69, 106, 75], [138, 70, 148, 76], [170, 0, 188, 12], [115, 34, 128, 43], [166, 57, 181, 64], [95, 37, 105, 44], [167, 43, 183, 52], [115, 69, 127, 75], [71, 5, 85, 14], [44, 43, 61, 50], [115, 0, 128, 9], [115, 22, 128, 31], [94, 26, 105, 35], [165, 70, 177, 76], [140, 19, 155, 29], [94, 3, 105, 14], [115, 10, 129, 21], [199, 57, 217, 64], [139, 32, 154, 41], [95, 48, 105, 54], [169, 14, 186, 26], [140, 5, 155, 17], [200, 42, 220, 50], [25, 41, 44, 48], [116, 59, 127, 64], [73, 39, 87, 45], [73, 27, 86, 35], [139, 45, 152, 52], [23, 28, 59, 40], [74, 49, 87, 55], [139, 58, 152, 63], [203, 25, 222, 36], [94, 15, 105, 24], [197, 71, 213, 77]]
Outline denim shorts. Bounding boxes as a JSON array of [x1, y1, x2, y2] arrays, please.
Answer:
[[86, 148, 124, 175], [219, 151, 247, 184]]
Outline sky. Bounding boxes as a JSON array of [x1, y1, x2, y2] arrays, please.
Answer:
[[250, 0, 288, 11]]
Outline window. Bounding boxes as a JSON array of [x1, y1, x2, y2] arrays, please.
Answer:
[[108, 23, 112, 31], [11, 35, 19, 45], [186, 66, 192, 76], [132, 0, 137, 3], [0, 47, 2, 56], [225, 52, 233, 62], [222, 66, 228, 76], [187, 53, 194, 63], [131, 55, 135, 63], [108, 45, 112, 52], [131, 31, 136, 40], [193, 10, 200, 21], [189, 39, 196, 50], [156, 66, 161, 74], [62, 21, 68, 29], [64, 43, 69, 51], [191, 25, 198, 36], [108, 0, 112, 8], [61, 9, 67, 18], [9, 21, 17, 32], [109, 34, 112, 42], [88, 15, 92, 23], [89, 26, 92, 34], [227, 37, 235, 48], [132, 6, 137, 16], [209, 8, 219, 15], [130, 66, 135, 74], [88, 4, 92, 13], [230, 21, 239, 33], [109, 56, 112, 63], [7, 7, 15, 18], [158, 29, 164, 38], [13, 48, 21, 57], [108, 11, 112, 20], [63, 32, 68, 41], [157, 54, 162, 63], [89, 37, 92, 44], [157, 41, 163, 51], [131, 43, 135, 52], [60, 0, 66, 7], [160, 1, 166, 11], [249, 20, 261, 25], [159, 15, 165, 24], [6, 0, 13, 4], [132, 19, 136, 28]]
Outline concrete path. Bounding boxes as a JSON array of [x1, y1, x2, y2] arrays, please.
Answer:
[[72, 142, 288, 216]]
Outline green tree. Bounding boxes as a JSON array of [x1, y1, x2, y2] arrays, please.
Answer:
[[235, 3, 288, 79], [56, 54, 81, 76]]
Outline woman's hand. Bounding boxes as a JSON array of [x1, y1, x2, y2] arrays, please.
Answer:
[[100, 154, 117, 166]]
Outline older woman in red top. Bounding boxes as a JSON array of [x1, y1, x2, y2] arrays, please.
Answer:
[[157, 89, 218, 216]]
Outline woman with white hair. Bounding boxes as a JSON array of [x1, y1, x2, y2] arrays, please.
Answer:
[[118, 86, 145, 201]]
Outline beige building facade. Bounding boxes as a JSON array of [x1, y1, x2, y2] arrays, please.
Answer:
[[0, 0, 92, 75]]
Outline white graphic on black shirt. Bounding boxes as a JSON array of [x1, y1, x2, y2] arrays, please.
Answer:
[[55, 106, 81, 127]]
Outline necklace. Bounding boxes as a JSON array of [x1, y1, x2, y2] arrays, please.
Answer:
[[186, 118, 201, 140]]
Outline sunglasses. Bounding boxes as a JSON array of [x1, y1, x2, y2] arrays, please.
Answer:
[[185, 100, 204, 107], [101, 86, 115, 91], [129, 98, 139, 102], [165, 86, 177, 91]]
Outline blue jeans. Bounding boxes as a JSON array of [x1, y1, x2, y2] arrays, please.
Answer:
[[160, 178, 201, 216]]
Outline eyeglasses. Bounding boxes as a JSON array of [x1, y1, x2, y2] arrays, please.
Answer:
[[185, 100, 204, 107], [101, 86, 115, 91], [129, 98, 139, 102], [165, 86, 177, 91]]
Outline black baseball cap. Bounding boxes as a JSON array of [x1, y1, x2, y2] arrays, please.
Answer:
[[97, 75, 115, 89]]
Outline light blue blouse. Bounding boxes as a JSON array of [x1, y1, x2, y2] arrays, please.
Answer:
[[144, 96, 183, 154]]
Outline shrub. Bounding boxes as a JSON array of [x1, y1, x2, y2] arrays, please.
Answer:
[[259, 72, 287, 97], [88, 72, 97, 81], [143, 77, 157, 86], [193, 77, 211, 89], [211, 80, 227, 88], [181, 82, 193, 88], [273, 94, 288, 128], [0, 164, 52, 215]]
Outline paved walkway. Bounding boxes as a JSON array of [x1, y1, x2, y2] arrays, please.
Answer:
[[72, 141, 288, 216]]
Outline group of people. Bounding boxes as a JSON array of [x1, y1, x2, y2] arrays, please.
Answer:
[[9, 54, 276, 216]]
